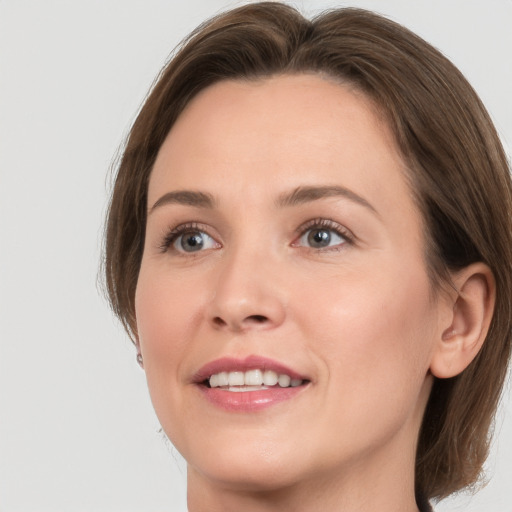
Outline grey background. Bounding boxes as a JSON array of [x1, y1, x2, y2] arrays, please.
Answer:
[[0, 1, 511, 510]]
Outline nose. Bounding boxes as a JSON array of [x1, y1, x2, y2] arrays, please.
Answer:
[[206, 247, 287, 332]]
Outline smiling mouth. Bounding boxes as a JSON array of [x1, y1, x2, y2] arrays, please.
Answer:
[[194, 356, 311, 411], [203, 369, 308, 391]]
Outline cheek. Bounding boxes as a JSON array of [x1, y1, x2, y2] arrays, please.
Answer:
[[294, 267, 437, 413], [292, 272, 437, 464], [134, 266, 209, 444], [134, 267, 202, 384]]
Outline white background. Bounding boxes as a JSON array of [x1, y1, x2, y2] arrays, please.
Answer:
[[0, 1, 511, 510]]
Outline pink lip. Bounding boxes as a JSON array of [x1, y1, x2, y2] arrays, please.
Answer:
[[193, 355, 310, 412]]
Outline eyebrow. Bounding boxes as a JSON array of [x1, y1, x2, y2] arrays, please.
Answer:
[[149, 190, 216, 215], [148, 185, 378, 216], [275, 185, 378, 214]]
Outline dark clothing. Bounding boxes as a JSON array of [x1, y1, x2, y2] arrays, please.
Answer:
[[417, 492, 433, 512]]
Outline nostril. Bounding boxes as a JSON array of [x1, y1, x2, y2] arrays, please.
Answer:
[[248, 315, 268, 323], [211, 314, 270, 330], [213, 317, 227, 327]]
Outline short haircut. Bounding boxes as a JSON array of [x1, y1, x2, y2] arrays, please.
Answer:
[[103, 2, 512, 500]]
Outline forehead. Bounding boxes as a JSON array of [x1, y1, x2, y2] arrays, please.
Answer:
[[149, 74, 414, 219]]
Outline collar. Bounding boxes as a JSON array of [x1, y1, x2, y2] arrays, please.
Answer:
[[416, 491, 433, 512]]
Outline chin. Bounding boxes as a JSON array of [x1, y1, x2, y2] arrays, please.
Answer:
[[189, 457, 305, 493], [177, 428, 312, 492]]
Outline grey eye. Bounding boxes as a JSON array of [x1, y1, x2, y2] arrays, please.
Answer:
[[299, 228, 346, 248], [174, 231, 216, 252], [308, 229, 330, 248]]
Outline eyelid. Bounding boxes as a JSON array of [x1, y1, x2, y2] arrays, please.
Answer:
[[292, 218, 355, 247], [159, 222, 220, 253]]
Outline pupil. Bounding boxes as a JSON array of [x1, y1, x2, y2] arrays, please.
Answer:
[[308, 229, 330, 247], [181, 232, 204, 251]]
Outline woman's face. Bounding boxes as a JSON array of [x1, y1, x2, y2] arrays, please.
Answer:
[[135, 75, 447, 493]]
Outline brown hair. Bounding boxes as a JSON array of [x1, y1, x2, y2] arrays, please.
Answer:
[[104, 2, 512, 501]]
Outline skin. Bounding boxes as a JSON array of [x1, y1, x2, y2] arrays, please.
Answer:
[[134, 75, 490, 511]]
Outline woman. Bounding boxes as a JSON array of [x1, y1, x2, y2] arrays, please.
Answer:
[[104, 3, 512, 510]]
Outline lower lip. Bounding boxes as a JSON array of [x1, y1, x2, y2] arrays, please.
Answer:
[[198, 385, 307, 412]]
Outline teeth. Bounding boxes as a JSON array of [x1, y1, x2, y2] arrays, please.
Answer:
[[263, 370, 278, 386], [216, 371, 229, 386], [208, 369, 304, 389], [209, 373, 219, 388], [277, 374, 291, 387], [226, 385, 267, 392], [228, 371, 245, 386], [245, 369, 263, 386]]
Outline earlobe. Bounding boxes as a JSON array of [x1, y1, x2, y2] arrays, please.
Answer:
[[134, 338, 144, 369], [430, 263, 495, 379], [132, 325, 144, 369]]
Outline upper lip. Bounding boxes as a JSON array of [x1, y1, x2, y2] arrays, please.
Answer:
[[193, 355, 308, 383]]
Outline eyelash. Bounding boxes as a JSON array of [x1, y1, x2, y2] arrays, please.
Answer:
[[158, 222, 212, 253], [294, 218, 354, 249], [158, 218, 354, 254]]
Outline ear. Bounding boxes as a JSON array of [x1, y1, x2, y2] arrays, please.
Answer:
[[430, 263, 495, 379]]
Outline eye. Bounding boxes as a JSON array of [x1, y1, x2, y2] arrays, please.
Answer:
[[160, 223, 220, 254], [294, 219, 352, 250], [300, 228, 345, 248], [174, 230, 218, 252]]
